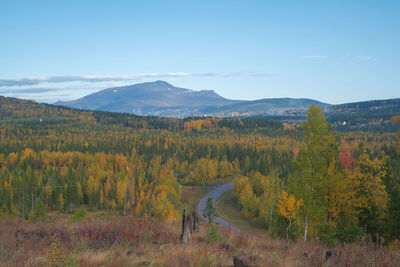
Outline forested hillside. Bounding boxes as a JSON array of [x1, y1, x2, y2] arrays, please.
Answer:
[[1, 96, 399, 245], [0, 96, 294, 222]]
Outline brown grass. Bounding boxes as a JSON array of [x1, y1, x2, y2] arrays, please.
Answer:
[[216, 190, 266, 235], [0, 212, 399, 267], [180, 186, 210, 214]]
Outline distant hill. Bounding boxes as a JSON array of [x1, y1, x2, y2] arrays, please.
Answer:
[[56, 81, 242, 117], [324, 98, 400, 127], [55, 81, 327, 117], [50, 80, 400, 124], [326, 99, 400, 119], [0, 95, 284, 133], [200, 98, 329, 117], [2, 94, 400, 132]]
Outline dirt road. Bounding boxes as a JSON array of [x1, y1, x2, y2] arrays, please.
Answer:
[[197, 182, 241, 232]]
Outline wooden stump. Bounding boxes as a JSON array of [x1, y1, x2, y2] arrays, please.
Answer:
[[179, 209, 192, 243], [233, 256, 250, 267], [192, 211, 200, 233]]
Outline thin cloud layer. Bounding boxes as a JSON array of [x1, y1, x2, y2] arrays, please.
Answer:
[[0, 72, 195, 87], [0, 71, 275, 87], [0, 71, 274, 103]]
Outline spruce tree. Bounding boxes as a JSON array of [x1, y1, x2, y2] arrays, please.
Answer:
[[203, 197, 217, 224]]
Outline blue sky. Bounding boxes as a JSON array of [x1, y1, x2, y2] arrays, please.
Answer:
[[0, 0, 399, 104]]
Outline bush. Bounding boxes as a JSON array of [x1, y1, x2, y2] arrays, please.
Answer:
[[336, 215, 363, 243], [0, 204, 8, 217], [199, 253, 217, 267], [206, 224, 223, 243], [46, 233, 69, 266], [64, 254, 79, 267], [35, 199, 47, 221], [70, 208, 87, 222], [315, 223, 337, 245]]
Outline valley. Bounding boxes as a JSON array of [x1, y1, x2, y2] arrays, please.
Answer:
[[0, 95, 400, 266]]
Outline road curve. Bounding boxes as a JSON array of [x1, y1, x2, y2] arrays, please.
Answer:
[[197, 182, 241, 232]]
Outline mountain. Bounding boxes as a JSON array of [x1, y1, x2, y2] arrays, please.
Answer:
[[200, 98, 329, 117], [55, 81, 400, 122], [56, 81, 241, 117], [55, 81, 327, 117]]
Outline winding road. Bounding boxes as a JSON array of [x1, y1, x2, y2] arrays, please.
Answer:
[[197, 182, 241, 232]]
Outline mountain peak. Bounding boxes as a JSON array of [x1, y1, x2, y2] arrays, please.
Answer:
[[145, 80, 172, 87], [56, 81, 236, 116], [154, 80, 170, 85]]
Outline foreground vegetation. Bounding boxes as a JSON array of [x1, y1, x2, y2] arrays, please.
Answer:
[[1, 212, 399, 267]]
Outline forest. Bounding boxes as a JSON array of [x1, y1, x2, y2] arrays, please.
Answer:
[[1, 96, 400, 246], [233, 105, 400, 244]]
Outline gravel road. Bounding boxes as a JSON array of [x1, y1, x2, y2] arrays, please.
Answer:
[[197, 182, 241, 232]]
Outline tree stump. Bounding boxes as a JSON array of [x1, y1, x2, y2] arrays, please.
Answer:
[[233, 256, 250, 267], [179, 209, 192, 243], [192, 211, 200, 233]]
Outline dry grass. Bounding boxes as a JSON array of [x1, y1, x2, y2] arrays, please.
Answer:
[[181, 186, 210, 214], [0, 212, 399, 267], [216, 191, 266, 235]]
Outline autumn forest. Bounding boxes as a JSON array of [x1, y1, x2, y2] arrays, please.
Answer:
[[1, 96, 400, 265], [1, 96, 399, 243]]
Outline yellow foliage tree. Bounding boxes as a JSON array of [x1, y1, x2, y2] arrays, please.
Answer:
[[278, 191, 302, 239], [58, 193, 65, 210], [116, 180, 127, 209], [357, 152, 388, 230]]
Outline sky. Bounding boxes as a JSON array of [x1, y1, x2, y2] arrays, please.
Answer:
[[0, 0, 399, 104]]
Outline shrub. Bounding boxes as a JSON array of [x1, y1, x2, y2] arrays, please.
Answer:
[[64, 254, 79, 267], [28, 211, 35, 222], [46, 233, 69, 266], [206, 224, 223, 243], [143, 231, 153, 243], [0, 204, 8, 217], [35, 199, 48, 221], [69, 208, 87, 222], [198, 253, 217, 267], [336, 215, 363, 243], [315, 223, 337, 245]]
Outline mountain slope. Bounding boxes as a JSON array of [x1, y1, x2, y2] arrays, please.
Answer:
[[200, 98, 329, 117], [56, 81, 328, 117], [56, 81, 241, 116], [54, 80, 399, 120], [325, 98, 400, 126]]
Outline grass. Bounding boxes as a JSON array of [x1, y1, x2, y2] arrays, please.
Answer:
[[69, 208, 87, 223], [202, 176, 236, 186], [1, 212, 399, 266], [216, 190, 266, 235], [1, 184, 399, 266], [180, 186, 210, 214]]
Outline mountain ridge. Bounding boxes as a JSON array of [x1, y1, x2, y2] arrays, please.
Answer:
[[55, 81, 329, 117], [54, 80, 400, 121]]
